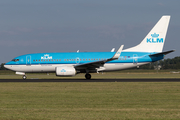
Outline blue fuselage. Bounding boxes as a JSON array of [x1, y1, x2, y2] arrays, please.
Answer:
[[5, 51, 163, 74], [5, 51, 163, 66]]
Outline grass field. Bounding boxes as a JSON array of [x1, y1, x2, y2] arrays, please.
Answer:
[[0, 70, 180, 119], [0, 82, 180, 120]]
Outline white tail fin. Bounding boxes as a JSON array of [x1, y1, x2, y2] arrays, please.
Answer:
[[123, 16, 170, 53]]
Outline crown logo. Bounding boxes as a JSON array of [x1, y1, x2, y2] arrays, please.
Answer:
[[151, 33, 159, 38], [61, 69, 66, 72], [41, 54, 52, 59]]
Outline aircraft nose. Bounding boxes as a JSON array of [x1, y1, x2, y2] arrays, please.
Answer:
[[4, 64, 8, 69], [4, 63, 11, 69]]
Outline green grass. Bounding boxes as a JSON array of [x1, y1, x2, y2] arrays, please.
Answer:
[[0, 82, 180, 120]]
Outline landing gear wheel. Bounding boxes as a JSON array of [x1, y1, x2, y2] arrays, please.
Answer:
[[85, 73, 91, 79], [22, 75, 27, 80]]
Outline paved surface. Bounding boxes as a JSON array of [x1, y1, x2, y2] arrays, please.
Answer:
[[0, 79, 180, 82]]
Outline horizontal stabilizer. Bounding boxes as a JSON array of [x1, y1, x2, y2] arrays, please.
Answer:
[[149, 50, 175, 57]]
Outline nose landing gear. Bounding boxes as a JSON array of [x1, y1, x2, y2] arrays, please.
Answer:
[[22, 75, 27, 80]]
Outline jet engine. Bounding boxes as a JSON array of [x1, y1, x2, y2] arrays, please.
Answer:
[[56, 66, 76, 76]]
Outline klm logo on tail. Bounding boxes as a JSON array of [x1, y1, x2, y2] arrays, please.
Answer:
[[147, 33, 163, 43]]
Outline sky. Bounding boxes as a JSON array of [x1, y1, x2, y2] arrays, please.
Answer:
[[0, 0, 180, 63]]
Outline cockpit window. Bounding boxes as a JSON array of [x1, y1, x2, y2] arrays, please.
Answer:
[[12, 59, 19, 62]]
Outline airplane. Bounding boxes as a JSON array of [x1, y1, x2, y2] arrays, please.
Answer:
[[4, 16, 174, 80]]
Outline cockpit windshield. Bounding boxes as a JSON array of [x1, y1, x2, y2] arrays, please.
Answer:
[[12, 59, 19, 62]]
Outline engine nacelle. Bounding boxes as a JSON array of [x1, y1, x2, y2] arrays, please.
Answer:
[[56, 66, 76, 76]]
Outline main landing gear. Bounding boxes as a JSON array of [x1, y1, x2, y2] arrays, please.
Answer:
[[22, 75, 27, 80], [85, 73, 91, 79]]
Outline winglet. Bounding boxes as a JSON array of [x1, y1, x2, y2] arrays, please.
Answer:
[[111, 48, 115, 52], [112, 45, 124, 59]]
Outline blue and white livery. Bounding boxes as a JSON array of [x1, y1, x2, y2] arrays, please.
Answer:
[[5, 16, 174, 79]]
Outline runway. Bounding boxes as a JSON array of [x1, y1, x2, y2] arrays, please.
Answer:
[[0, 79, 180, 82]]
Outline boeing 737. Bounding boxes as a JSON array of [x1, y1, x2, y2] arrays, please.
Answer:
[[4, 16, 174, 79]]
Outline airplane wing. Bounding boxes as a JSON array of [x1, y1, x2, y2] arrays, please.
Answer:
[[74, 45, 124, 71]]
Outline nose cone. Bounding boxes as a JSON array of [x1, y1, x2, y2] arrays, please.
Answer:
[[4, 62, 12, 70], [4, 64, 9, 69]]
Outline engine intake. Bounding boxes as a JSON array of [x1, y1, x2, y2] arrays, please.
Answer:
[[56, 66, 76, 76]]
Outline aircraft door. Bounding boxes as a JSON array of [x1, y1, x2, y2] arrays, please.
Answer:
[[76, 57, 80, 64], [133, 54, 138, 64], [26, 55, 31, 65]]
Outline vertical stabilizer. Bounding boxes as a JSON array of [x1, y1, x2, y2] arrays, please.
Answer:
[[123, 16, 170, 53]]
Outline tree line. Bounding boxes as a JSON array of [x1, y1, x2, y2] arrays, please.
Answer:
[[139, 56, 180, 69], [0, 63, 6, 70], [1, 56, 180, 70]]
